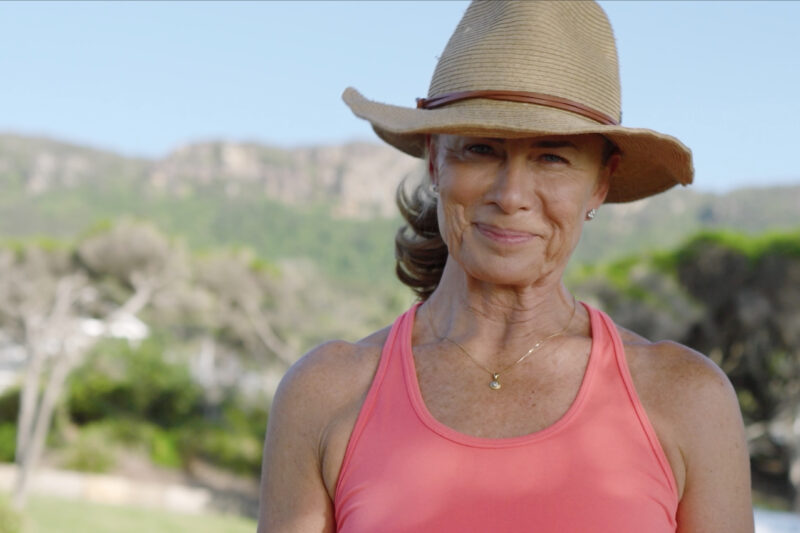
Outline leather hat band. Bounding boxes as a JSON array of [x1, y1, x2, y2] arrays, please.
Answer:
[[416, 89, 619, 126]]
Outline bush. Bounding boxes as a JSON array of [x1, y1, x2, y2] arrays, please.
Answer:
[[58, 419, 182, 471], [0, 424, 16, 462], [178, 424, 262, 476], [63, 427, 115, 473], [67, 371, 118, 424], [68, 338, 203, 427], [65, 338, 268, 477], [220, 397, 268, 438], [0, 389, 19, 424], [149, 427, 182, 469]]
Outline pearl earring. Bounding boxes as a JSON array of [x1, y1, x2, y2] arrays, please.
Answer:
[[586, 208, 597, 220]]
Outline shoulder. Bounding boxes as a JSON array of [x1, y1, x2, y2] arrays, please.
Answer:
[[275, 328, 389, 410], [616, 324, 750, 517], [618, 327, 739, 431], [258, 327, 392, 530], [267, 326, 391, 453]]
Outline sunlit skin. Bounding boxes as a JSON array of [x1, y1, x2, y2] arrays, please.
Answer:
[[431, 134, 615, 290], [422, 134, 618, 372], [257, 134, 753, 533]]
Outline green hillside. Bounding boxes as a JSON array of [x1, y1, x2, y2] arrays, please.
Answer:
[[1, 134, 798, 290], [0, 180, 400, 288]]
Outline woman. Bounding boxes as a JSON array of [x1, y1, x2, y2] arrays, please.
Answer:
[[258, 2, 753, 532]]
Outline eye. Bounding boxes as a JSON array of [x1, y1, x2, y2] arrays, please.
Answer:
[[466, 144, 496, 156], [540, 153, 568, 164]]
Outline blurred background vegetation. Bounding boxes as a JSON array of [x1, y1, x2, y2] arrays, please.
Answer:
[[0, 133, 799, 530]]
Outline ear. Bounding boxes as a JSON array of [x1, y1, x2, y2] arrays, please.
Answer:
[[591, 152, 619, 207], [426, 135, 438, 185]]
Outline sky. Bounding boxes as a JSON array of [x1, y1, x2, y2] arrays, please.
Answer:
[[1, 1, 799, 193]]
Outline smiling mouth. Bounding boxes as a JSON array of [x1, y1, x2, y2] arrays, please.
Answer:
[[474, 223, 536, 244]]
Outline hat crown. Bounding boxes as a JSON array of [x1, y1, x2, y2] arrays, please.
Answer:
[[429, 0, 621, 123]]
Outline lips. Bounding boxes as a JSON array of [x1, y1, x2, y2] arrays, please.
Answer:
[[474, 222, 536, 244]]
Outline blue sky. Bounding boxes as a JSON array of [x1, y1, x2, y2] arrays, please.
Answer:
[[1, 1, 799, 192]]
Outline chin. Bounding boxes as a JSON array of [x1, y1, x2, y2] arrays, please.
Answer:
[[463, 257, 553, 287]]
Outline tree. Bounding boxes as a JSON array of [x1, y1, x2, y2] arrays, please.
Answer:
[[675, 237, 800, 508], [0, 244, 89, 508], [150, 249, 294, 403], [0, 221, 187, 508]]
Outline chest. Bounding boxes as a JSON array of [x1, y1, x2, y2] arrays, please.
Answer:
[[412, 340, 591, 439], [332, 333, 679, 533], [322, 313, 684, 509]]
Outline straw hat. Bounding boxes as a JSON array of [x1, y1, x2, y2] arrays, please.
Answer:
[[343, 0, 693, 203]]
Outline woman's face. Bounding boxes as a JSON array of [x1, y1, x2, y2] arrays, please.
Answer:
[[430, 134, 615, 287]]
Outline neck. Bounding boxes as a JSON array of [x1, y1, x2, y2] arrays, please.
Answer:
[[420, 259, 578, 368]]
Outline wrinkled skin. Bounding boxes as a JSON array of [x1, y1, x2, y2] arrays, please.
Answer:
[[430, 133, 613, 290], [257, 134, 753, 533]]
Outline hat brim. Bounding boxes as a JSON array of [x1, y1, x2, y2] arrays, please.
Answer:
[[343, 87, 693, 203]]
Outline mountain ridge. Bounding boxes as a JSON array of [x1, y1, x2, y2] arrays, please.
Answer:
[[2, 132, 798, 221], [0, 132, 797, 278], [0, 133, 423, 218]]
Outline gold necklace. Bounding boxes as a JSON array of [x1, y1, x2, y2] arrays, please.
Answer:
[[429, 296, 577, 391]]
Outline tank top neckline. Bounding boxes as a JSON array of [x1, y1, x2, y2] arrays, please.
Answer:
[[400, 301, 602, 449]]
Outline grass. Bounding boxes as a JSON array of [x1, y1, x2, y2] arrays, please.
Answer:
[[22, 495, 256, 533]]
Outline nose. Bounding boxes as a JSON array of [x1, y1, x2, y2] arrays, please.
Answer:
[[487, 154, 537, 213]]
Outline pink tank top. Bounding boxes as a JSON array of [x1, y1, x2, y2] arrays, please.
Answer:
[[334, 303, 678, 532]]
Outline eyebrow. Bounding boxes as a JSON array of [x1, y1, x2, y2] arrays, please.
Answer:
[[533, 140, 578, 150], [465, 137, 579, 150], [479, 138, 579, 150]]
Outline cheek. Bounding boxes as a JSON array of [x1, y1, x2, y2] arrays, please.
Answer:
[[435, 168, 482, 248], [538, 183, 595, 256], [551, 193, 587, 226], [547, 177, 598, 221], [437, 198, 470, 250]]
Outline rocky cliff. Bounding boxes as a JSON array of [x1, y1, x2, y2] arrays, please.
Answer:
[[0, 134, 422, 219]]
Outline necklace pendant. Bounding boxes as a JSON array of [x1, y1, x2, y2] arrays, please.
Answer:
[[489, 373, 501, 390]]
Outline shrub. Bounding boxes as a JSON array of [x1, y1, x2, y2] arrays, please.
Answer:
[[149, 428, 182, 469], [0, 389, 19, 424], [67, 371, 118, 424], [65, 338, 269, 477], [63, 428, 115, 473], [0, 424, 16, 462], [68, 337, 203, 427], [178, 424, 262, 476]]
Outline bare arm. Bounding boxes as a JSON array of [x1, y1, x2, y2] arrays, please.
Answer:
[[257, 335, 383, 533], [257, 349, 337, 533], [664, 344, 754, 532]]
